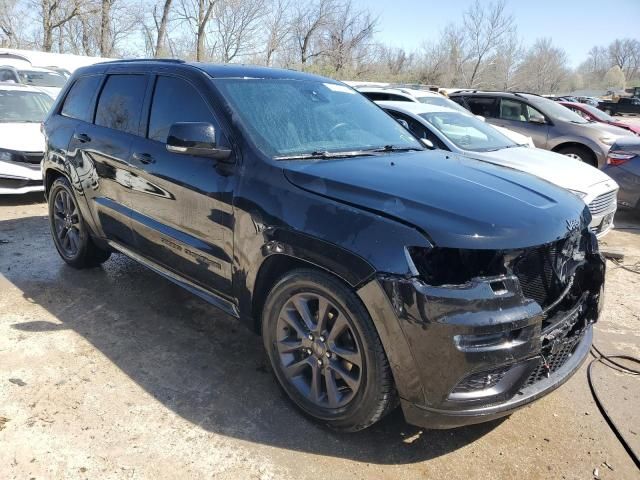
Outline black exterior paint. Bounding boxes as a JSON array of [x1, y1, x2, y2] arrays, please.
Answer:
[[42, 61, 605, 429]]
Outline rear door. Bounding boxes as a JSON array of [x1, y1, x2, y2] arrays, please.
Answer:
[[70, 73, 149, 247], [496, 98, 549, 148], [127, 73, 236, 299]]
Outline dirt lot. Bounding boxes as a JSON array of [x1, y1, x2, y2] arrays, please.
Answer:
[[1, 154, 640, 478]]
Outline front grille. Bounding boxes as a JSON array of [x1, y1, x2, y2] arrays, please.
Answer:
[[512, 243, 560, 309], [523, 336, 580, 388], [22, 152, 44, 165], [588, 190, 617, 216], [0, 177, 42, 189], [452, 366, 511, 394]]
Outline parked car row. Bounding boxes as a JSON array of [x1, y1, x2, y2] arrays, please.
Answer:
[[40, 60, 608, 432], [0, 53, 68, 98]]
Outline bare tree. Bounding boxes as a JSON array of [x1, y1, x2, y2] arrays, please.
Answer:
[[514, 38, 568, 94], [177, 0, 217, 60], [263, 0, 290, 66], [38, 0, 83, 51], [323, 0, 376, 74], [485, 31, 522, 90], [155, 0, 173, 57], [608, 38, 640, 82], [462, 0, 514, 87], [0, 0, 17, 46], [291, 0, 334, 65], [213, 0, 264, 63]]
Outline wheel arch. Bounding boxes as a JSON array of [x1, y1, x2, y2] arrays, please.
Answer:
[[44, 167, 67, 199], [248, 247, 375, 334], [551, 141, 598, 166]]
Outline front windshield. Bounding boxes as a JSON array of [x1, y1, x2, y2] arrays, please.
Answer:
[[532, 97, 589, 123], [0, 90, 53, 122], [580, 104, 614, 122], [420, 111, 516, 152], [417, 95, 473, 115], [18, 70, 66, 88], [213, 79, 422, 158]]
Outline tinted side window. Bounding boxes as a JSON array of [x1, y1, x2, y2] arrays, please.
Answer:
[[362, 92, 389, 101], [61, 75, 101, 122], [148, 76, 213, 143], [386, 94, 412, 102], [95, 75, 147, 135], [464, 97, 498, 117]]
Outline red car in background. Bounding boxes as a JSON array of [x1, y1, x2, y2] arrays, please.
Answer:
[[560, 101, 640, 135]]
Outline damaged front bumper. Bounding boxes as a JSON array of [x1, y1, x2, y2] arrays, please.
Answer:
[[357, 235, 605, 429]]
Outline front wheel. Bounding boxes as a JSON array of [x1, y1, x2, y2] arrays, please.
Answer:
[[48, 177, 111, 268], [262, 269, 397, 431], [557, 146, 597, 167]]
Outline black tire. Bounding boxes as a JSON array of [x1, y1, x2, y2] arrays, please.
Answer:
[[262, 268, 397, 431], [557, 145, 597, 167], [604, 108, 613, 116], [48, 177, 111, 268]]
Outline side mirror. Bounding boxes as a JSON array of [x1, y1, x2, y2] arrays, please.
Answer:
[[166, 122, 232, 162], [421, 138, 435, 149], [395, 118, 410, 129], [529, 115, 546, 125]]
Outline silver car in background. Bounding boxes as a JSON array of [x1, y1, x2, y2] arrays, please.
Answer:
[[449, 91, 634, 167]]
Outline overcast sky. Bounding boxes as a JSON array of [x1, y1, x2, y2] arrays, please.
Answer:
[[354, 0, 640, 67]]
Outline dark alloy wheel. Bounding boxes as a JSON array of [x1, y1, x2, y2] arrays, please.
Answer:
[[52, 188, 81, 258], [48, 177, 111, 268], [263, 269, 397, 431], [276, 292, 363, 408]]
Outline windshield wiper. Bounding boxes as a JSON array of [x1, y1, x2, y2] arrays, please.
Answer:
[[370, 145, 423, 153], [274, 150, 379, 160]]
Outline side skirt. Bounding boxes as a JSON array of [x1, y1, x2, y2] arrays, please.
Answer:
[[107, 240, 240, 319]]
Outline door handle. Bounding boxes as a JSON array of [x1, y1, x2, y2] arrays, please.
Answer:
[[73, 132, 91, 143], [131, 152, 155, 164]]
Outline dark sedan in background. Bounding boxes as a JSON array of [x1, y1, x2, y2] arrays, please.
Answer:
[[603, 137, 640, 211]]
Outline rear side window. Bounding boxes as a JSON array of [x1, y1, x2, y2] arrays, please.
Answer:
[[464, 97, 498, 117], [95, 75, 147, 135], [362, 92, 411, 102], [148, 76, 213, 143], [61, 75, 101, 122]]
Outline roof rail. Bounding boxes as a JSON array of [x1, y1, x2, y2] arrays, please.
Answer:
[[95, 58, 185, 65]]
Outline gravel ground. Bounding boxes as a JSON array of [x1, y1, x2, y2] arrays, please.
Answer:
[[1, 150, 639, 479]]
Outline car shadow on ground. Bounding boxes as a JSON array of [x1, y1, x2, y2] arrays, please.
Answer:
[[0, 214, 506, 465]]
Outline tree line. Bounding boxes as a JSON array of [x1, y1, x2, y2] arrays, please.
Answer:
[[1, 0, 638, 93]]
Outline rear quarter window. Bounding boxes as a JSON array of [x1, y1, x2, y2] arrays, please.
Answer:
[[95, 74, 147, 135], [61, 75, 102, 122], [464, 97, 498, 117]]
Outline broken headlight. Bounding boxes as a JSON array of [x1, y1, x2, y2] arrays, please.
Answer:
[[407, 246, 506, 286]]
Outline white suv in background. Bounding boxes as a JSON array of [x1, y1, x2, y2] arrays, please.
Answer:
[[0, 83, 53, 194], [352, 85, 535, 147]]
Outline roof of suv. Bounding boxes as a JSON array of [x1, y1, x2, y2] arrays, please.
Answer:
[[356, 86, 442, 99], [86, 59, 338, 83], [450, 90, 541, 101]]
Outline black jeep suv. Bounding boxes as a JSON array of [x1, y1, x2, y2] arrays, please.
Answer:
[[42, 60, 605, 431]]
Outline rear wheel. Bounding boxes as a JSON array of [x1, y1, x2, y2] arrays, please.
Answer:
[[262, 269, 396, 431], [557, 145, 597, 167], [48, 177, 111, 268]]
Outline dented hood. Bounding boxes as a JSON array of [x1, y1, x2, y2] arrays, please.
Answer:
[[283, 150, 588, 250]]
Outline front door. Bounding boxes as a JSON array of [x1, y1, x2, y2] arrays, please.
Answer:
[[127, 74, 236, 299], [495, 98, 549, 148]]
